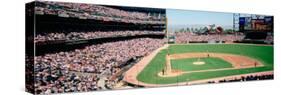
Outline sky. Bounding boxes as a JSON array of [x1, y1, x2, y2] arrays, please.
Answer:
[[167, 9, 234, 26]]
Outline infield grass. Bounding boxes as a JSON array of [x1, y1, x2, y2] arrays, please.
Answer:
[[171, 57, 233, 72]]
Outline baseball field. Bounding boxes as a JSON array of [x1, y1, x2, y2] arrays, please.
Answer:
[[124, 44, 273, 86]]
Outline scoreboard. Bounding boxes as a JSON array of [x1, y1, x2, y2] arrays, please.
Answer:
[[239, 16, 273, 32]]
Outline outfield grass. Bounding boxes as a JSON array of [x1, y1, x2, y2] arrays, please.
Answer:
[[137, 44, 273, 84], [171, 57, 233, 72]]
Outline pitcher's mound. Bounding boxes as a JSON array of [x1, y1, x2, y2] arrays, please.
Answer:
[[193, 61, 205, 65]]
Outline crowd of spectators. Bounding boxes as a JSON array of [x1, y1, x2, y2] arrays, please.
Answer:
[[33, 38, 164, 94], [175, 32, 245, 44], [34, 30, 164, 43], [218, 74, 273, 82], [35, 1, 165, 24], [206, 73, 273, 84], [29, 1, 168, 94], [265, 33, 274, 44]]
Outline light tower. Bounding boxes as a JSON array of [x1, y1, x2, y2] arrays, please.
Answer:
[[164, 16, 172, 75], [233, 13, 240, 32]]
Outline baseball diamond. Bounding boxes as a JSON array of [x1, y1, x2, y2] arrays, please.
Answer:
[[124, 44, 273, 86]]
